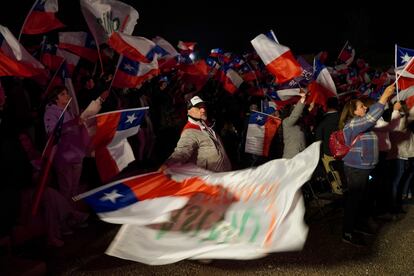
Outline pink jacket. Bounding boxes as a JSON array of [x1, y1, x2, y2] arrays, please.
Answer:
[[44, 104, 88, 165]]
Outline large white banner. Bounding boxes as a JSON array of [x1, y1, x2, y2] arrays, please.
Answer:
[[77, 142, 320, 265]]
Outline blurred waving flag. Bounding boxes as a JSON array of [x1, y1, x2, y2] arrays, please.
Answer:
[[74, 142, 320, 265], [391, 86, 414, 110], [152, 36, 179, 71], [86, 107, 148, 182], [179, 60, 209, 92], [395, 45, 414, 90], [108, 32, 166, 63], [245, 111, 281, 157], [395, 44, 414, 69], [40, 37, 63, 71], [55, 49, 80, 75], [112, 56, 159, 88], [210, 48, 224, 57], [306, 58, 337, 110], [80, 0, 139, 45], [21, 0, 65, 35], [0, 25, 46, 78], [221, 68, 244, 94], [337, 41, 355, 66], [74, 171, 222, 224], [58, 32, 98, 62], [251, 34, 302, 84], [177, 41, 196, 53]]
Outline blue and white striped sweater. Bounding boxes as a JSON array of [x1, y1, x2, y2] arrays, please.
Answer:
[[342, 102, 385, 169]]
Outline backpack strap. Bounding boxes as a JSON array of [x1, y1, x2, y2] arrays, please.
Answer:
[[349, 134, 362, 147]]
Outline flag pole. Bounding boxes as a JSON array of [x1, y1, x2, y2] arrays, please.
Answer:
[[32, 98, 72, 215], [270, 29, 279, 43], [395, 44, 400, 101], [107, 53, 123, 92], [246, 61, 264, 96], [43, 58, 66, 99], [252, 110, 281, 120], [18, 0, 38, 42], [336, 40, 348, 62], [394, 56, 414, 102]]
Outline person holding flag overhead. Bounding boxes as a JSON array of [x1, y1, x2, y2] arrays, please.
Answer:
[[282, 89, 308, 159], [160, 95, 231, 173]]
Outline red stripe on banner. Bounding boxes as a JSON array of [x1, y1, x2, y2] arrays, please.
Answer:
[[124, 173, 223, 200], [23, 11, 65, 35]]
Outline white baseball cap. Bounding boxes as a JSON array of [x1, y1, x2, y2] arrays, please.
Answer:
[[187, 96, 206, 109]]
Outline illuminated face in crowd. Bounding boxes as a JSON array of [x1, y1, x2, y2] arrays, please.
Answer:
[[354, 100, 367, 117], [188, 104, 207, 121], [56, 89, 71, 108]]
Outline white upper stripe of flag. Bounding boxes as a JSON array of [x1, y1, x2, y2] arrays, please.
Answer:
[[251, 34, 289, 65]]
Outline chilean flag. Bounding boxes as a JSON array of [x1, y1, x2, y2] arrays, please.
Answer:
[[395, 45, 414, 90], [395, 44, 414, 69], [0, 25, 46, 78], [80, 0, 139, 45], [222, 68, 244, 94], [251, 34, 302, 84], [210, 48, 224, 57], [392, 86, 414, 110], [40, 39, 63, 71], [314, 58, 336, 89], [245, 111, 281, 157], [73, 170, 222, 224], [108, 32, 166, 63], [238, 63, 257, 81], [152, 36, 179, 71], [21, 0, 65, 35], [55, 49, 80, 75], [58, 32, 98, 62], [337, 41, 355, 66], [87, 107, 148, 182], [306, 58, 337, 110], [112, 56, 159, 88], [177, 41, 196, 52]]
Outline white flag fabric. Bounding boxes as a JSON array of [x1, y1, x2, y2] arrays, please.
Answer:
[[80, 0, 139, 45], [76, 142, 321, 265]]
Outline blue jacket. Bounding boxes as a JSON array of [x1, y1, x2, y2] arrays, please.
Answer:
[[342, 102, 385, 169]]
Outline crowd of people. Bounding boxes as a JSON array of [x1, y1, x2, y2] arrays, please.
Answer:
[[0, 30, 413, 270]]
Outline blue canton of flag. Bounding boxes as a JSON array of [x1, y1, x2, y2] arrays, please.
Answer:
[[396, 45, 414, 68], [206, 57, 218, 68], [267, 90, 281, 101], [83, 183, 138, 213], [210, 48, 223, 56], [146, 45, 168, 61], [248, 112, 267, 126], [117, 110, 145, 131], [34, 0, 46, 11], [120, 56, 139, 75], [42, 42, 57, 54]]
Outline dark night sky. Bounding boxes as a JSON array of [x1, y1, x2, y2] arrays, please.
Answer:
[[1, 1, 414, 65]]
